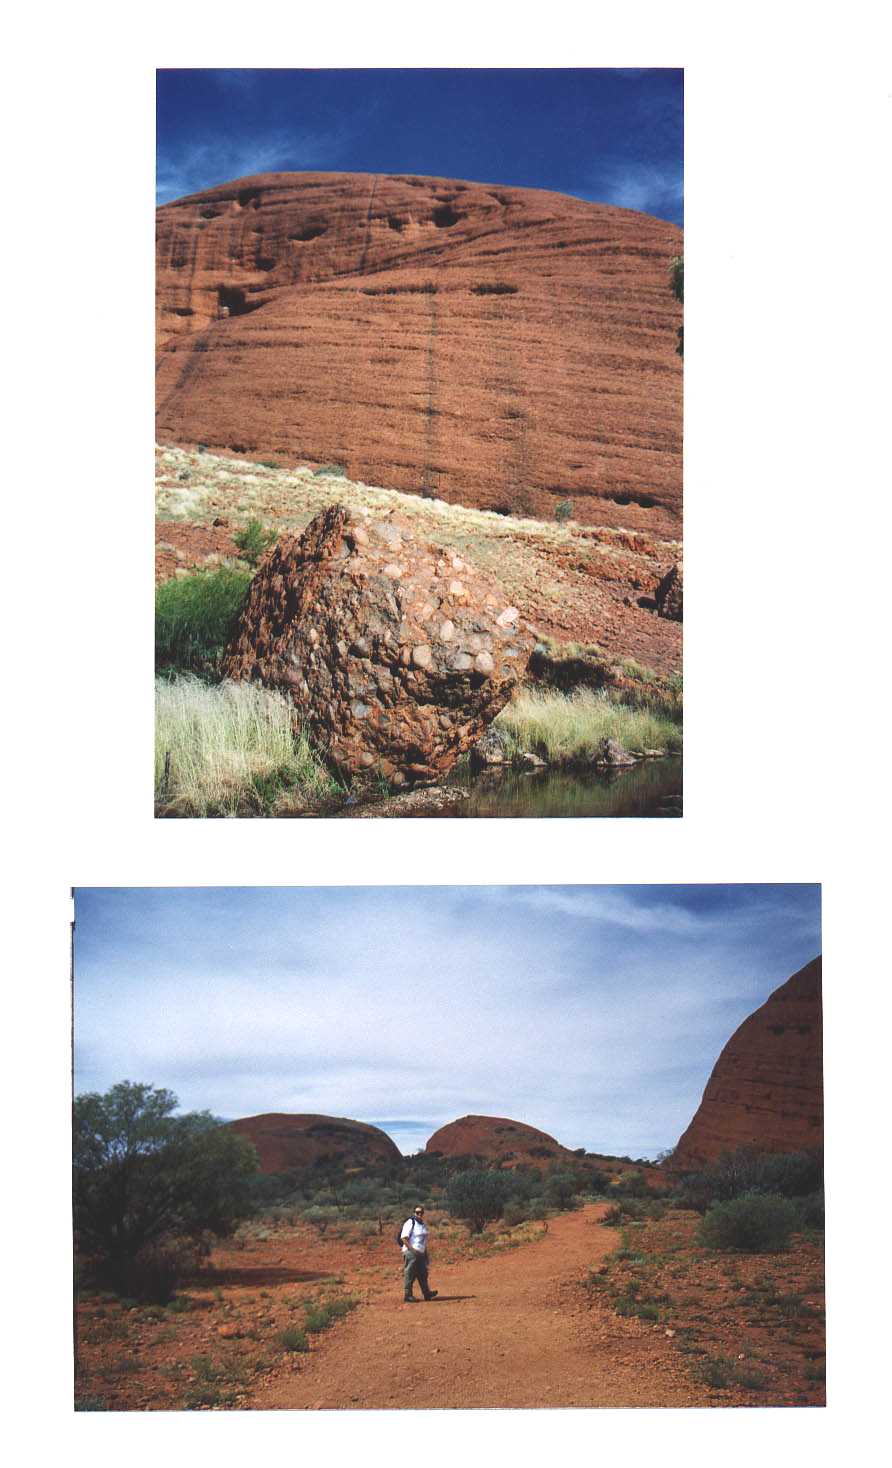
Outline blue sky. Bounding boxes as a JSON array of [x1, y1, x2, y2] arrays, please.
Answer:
[[156, 68, 683, 224], [73, 886, 819, 1159]]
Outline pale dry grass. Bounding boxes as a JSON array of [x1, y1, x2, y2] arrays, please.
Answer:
[[495, 687, 682, 762], [154, 675, 337, 816], [155, 444, 681, 557]]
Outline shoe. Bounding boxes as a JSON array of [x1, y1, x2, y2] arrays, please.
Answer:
[[424, 1291, 439, 1300], [403, 1297, 418, 1303]]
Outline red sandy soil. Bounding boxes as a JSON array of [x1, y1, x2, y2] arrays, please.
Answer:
[[74, 1204, 824, 1412]]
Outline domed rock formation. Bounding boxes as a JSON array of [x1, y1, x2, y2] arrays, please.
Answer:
[[669, 956, 823, 1173], [226, 1113, 402, 1174], [426, 1114, 573, 1166], [156, 171, 682, 537], [221, 503, 534, 786]]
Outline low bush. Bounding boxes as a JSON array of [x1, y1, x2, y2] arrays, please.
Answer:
[[233, 518, 277, 566], [155, 566, 252, 674], [280, 1327, 310, 1352], [796, 1190, 825, 1230], [677, 1149, 823, 1212], [119, 1241, 201, 1305], [698, 1193, 799, 1253]]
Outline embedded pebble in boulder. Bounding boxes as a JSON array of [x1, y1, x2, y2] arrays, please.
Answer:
[[221, 503, 537, 785]]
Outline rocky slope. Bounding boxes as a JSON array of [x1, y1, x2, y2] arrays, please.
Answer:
[[156, 171, 682, 537], [155, 445, 683, 673], [226, 1113, 402, 1174], [669, 957, 824, 1172]]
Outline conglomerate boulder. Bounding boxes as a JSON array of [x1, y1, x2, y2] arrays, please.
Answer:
[[221, 504, 535, 785], [654, 560, 683, 621], [668, 956, 823, 1173]]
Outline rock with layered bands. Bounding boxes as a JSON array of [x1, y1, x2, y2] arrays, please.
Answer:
[[226, 1113, 402, 1174], [155, 170, 682, 537], [221, 503, 534, 785], [668, 956, 823, 1173]]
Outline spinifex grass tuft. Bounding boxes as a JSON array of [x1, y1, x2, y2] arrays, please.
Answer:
[[154, 675, 339, 816], [495, 687, 682, 763]]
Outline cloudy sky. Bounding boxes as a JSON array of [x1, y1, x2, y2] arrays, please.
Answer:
[[73, 886, 819, 1160], [156, 68, 683, 223]]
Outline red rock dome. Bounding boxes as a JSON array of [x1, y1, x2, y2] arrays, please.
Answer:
[[226, 1113, 402, 1174], [426, 1114, 573, 1166], [669, 957, 823, 1173], [156, 171, 682, 536]]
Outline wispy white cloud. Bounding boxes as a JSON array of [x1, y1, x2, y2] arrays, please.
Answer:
[[74, 887, 820, 1159], [583, 161, 684, 220], [156, 126, 352, 204]]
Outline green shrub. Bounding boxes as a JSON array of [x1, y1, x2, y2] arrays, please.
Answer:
[[797, 1190, 825, 1229], [677, 1149, 823, 1212], [696, 1356, 734, 1388], [233, 519, 277, 566], [544, 1171, 579, 1210], [555, 499, 573, 524], [698, 1193, 799, 1253], [119, 1241, 200, 1304], [313, 464, 346, 478], [155, 567, 252, 673], [280, 1327, 310, 1352], [445, 1170, 512, 1234]]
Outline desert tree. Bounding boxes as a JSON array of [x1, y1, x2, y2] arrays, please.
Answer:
[[73, 1081, 258, 1291]]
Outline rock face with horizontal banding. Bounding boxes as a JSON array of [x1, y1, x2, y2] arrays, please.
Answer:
[[669, 957, 823, 1172], [221, 503, 535, 785], [226, 1113, 402, 1174], [156, 171, 682, 537]]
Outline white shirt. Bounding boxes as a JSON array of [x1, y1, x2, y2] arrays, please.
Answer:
[[401, 1216, 428, 1253]]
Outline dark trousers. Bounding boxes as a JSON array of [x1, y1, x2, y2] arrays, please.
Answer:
[[403, 1249, 433, 1299]]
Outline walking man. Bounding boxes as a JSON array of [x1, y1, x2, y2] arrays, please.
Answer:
[[401, 1205, 438, 1302]]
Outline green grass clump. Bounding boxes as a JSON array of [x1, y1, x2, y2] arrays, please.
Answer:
[[495, 687, 681, 763], [155, 675, 339, 816], [304, 1296, 360, 1333], [698, 1193, 799, 1254], [155, 566, 252, 673], [280, 1327, 310, 1352], [233, 518, 277, 566]]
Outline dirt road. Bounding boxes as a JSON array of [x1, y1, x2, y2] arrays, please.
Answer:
[[250, 1204, 699, 1410]]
